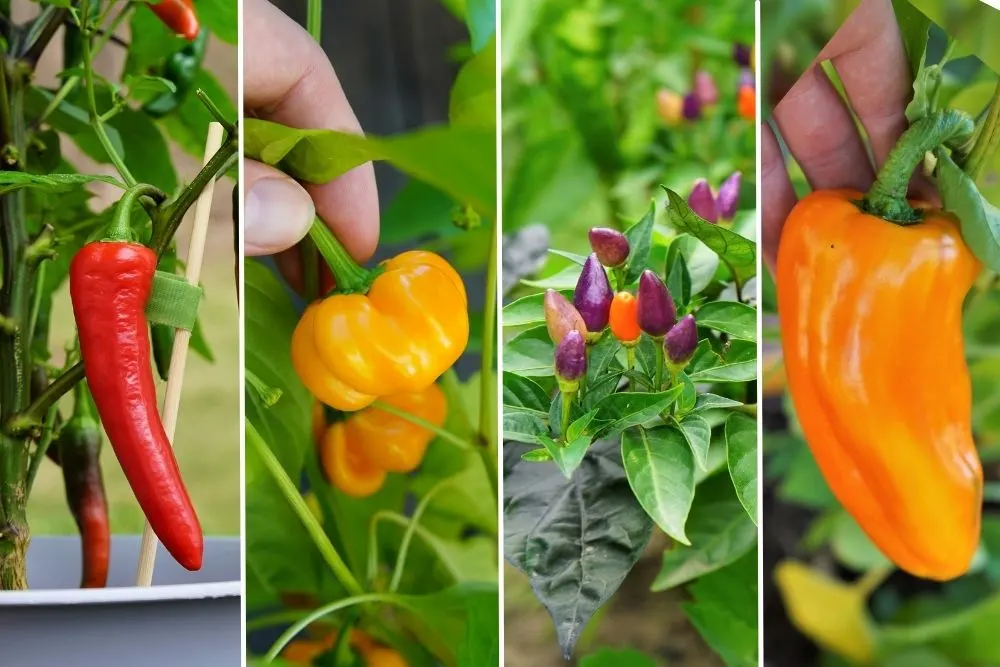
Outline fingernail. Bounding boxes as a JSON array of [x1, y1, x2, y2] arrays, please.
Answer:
[[245, 178, 315, 255]]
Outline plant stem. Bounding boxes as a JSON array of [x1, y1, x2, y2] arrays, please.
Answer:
[[263, 593, 410, 663], [19, 5, 68, 65], [370, 400, 474, 450], [80, 0, 134, 186], [479, 221, 497, 449], [964, 81, 1000, 182], [246, 421, 363, 598], [307, 219, 370, 293], [863, 110, 974, 223], [560, 390, 572, 438], [108, 183, 168, 241], [388, 479, 451, 593], [654, 342, 664, 391], [24, 407, 57, 493], [195, 89, 236, 135], [307, 0, 323, 42]]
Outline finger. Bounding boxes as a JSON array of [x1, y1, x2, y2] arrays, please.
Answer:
[[762, 123, 799, 274], [773, 64, 876, 192], [244, 0, 379, 261], [824, 0, 911, 169], [244, 160, 315, 256]]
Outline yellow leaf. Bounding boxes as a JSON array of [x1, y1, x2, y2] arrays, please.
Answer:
[[775, 560, 875, 665]]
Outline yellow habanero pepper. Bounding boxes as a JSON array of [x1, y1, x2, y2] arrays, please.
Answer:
[[348, 383, 447, 473], [292, 251, 468, 411], [320, 421, 386, 498]]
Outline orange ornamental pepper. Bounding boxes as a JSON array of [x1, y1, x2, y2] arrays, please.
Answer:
[[737, 85, 754, 120], [609, 291, 640, 344], [292, 248, 468, 412], [348, 383, 447, 473], [365, 647, 408, 667], [320, 421, 386, 498], [778, 111, 983, 581]]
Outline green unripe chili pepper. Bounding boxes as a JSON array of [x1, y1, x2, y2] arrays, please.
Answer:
[[143, 29, 209, 118]]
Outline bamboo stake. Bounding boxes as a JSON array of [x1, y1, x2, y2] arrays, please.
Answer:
[[134, 122, 225, 586]]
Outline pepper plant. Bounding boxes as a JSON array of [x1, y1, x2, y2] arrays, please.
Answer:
[[0, 0, 236, 590], [761, 1, 1000, 665], [243, 1, 499, 665]]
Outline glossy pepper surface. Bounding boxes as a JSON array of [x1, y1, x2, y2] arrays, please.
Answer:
[[70, 241, 203, 571], [349, 383, 447, 473], [777, 189, 982, 581], [609, 292, 640, 344], [147, 0, 199, 41], [320, 421, 386, 498], [57, 382, 109, 589], [293, 251, 467, 412]]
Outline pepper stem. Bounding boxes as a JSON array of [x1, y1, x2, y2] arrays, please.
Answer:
[[560, 389, 573, 441], [308, 218, 370, 293], [107, 183, 167, 242], [654, 341, 664, 391], [862, 109, 974, 224]]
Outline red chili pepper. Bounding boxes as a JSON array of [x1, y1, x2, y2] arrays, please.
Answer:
[[57, 382, 110, 588], [70, 241, 203, 571], [147, 0, 200, 41]]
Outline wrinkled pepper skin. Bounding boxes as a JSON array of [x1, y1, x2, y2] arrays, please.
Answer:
[[777, 189, 982, 581], [70, 242, 203, 571], [320, 421, 386, 498], [293, 251, 467, 411], [349, 383, 447, 473]]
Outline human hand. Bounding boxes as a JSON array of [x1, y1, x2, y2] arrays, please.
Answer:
[[242, 0, 379, 263], [761, 0, 919, 272]]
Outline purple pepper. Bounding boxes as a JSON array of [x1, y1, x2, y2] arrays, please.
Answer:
[[555, 329, 587, 383], [716, 171, 742, 221], [739, 67, 755, 90], [544, 289, 587, 343], [733, 43, 751, 67], [693, 70, 719, 106], [637, 270, 676, 337], [665, 314, 698, 366], [588, 227, 630, 267], [574, 253, 613, 334], [682, 92, 701, 120], [688, 178, 718, 223]]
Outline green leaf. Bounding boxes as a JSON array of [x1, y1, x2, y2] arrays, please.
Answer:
[[465, 0, 496, 53], [504, 439, 654, 659], [593, 387, 683, 437], [159, 69, 238, 159], [725, 412, 757, 525], [520, 263, 584, 290], [830, 511, 890, 572], [521, 448, 553, 462], [937, 150, 1000, 272], [652, 472, 757, 590], [697, 301, 757, 342], [0, 171, 124, 195], [687, 360, 756, 383], [501, 289, 574, 328], [450, 36, 496, 130], [502, 325, 554, 377], [502, 372, 551, 411], [665, 237, 693, 307], [196, 0, 239, 44], [663, 186, 756, 290], [538, 433, 593, 479], [682, 551, 758, 667], [621, 426, 696, 545], [893, 0, 931, 80], [244, 119, 496, 218], [677, 414, 712, 470], [380, 179, 458, 245], [503, 406, 548, 444], [624, 202, 656, 284], [693, 394, 744, 412]]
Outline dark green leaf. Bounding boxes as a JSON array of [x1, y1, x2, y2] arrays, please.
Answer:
[[504, 439, 654, 658], [677, 414, 712, 471], [682, 551, 758, 667], [688, 360, 756, 384], [665, 237, 692, 307], [0, 172, 123, 195], [502, 289, 574, 328], [502, 372, 551, 411], [593, 387, 682, 437], [624, 202, 656, 284], [697, 301, 757, 342], [937, 150, 1000, 272], [538, 432, 593, 479], [502, 325, 554, 377]]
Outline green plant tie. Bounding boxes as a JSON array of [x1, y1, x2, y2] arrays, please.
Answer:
[[145, 271, 203, 331]]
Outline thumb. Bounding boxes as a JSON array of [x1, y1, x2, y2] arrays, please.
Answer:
[[244, 159, 315, 256]]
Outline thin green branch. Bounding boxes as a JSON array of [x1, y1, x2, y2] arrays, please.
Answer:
[[370, 399, 474, 450], [263, 594, 410, 663], [307, 0, 323, 42], [246, 421, 362, 599], [479, 220, 497, 448], [389, 479, 452, 593], [195, 89, 236, 135], [964, 81, 1000, 182], [24, 406, 57, 492]]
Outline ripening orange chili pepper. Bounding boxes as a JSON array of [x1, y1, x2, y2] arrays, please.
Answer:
[[348, 384, 447, 473], [778, 192, 982, 580], [609, 292, 640, 344], [319, 422, 386, 498], [365, 647, 408, 667], [737, 85, 754, 120]]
